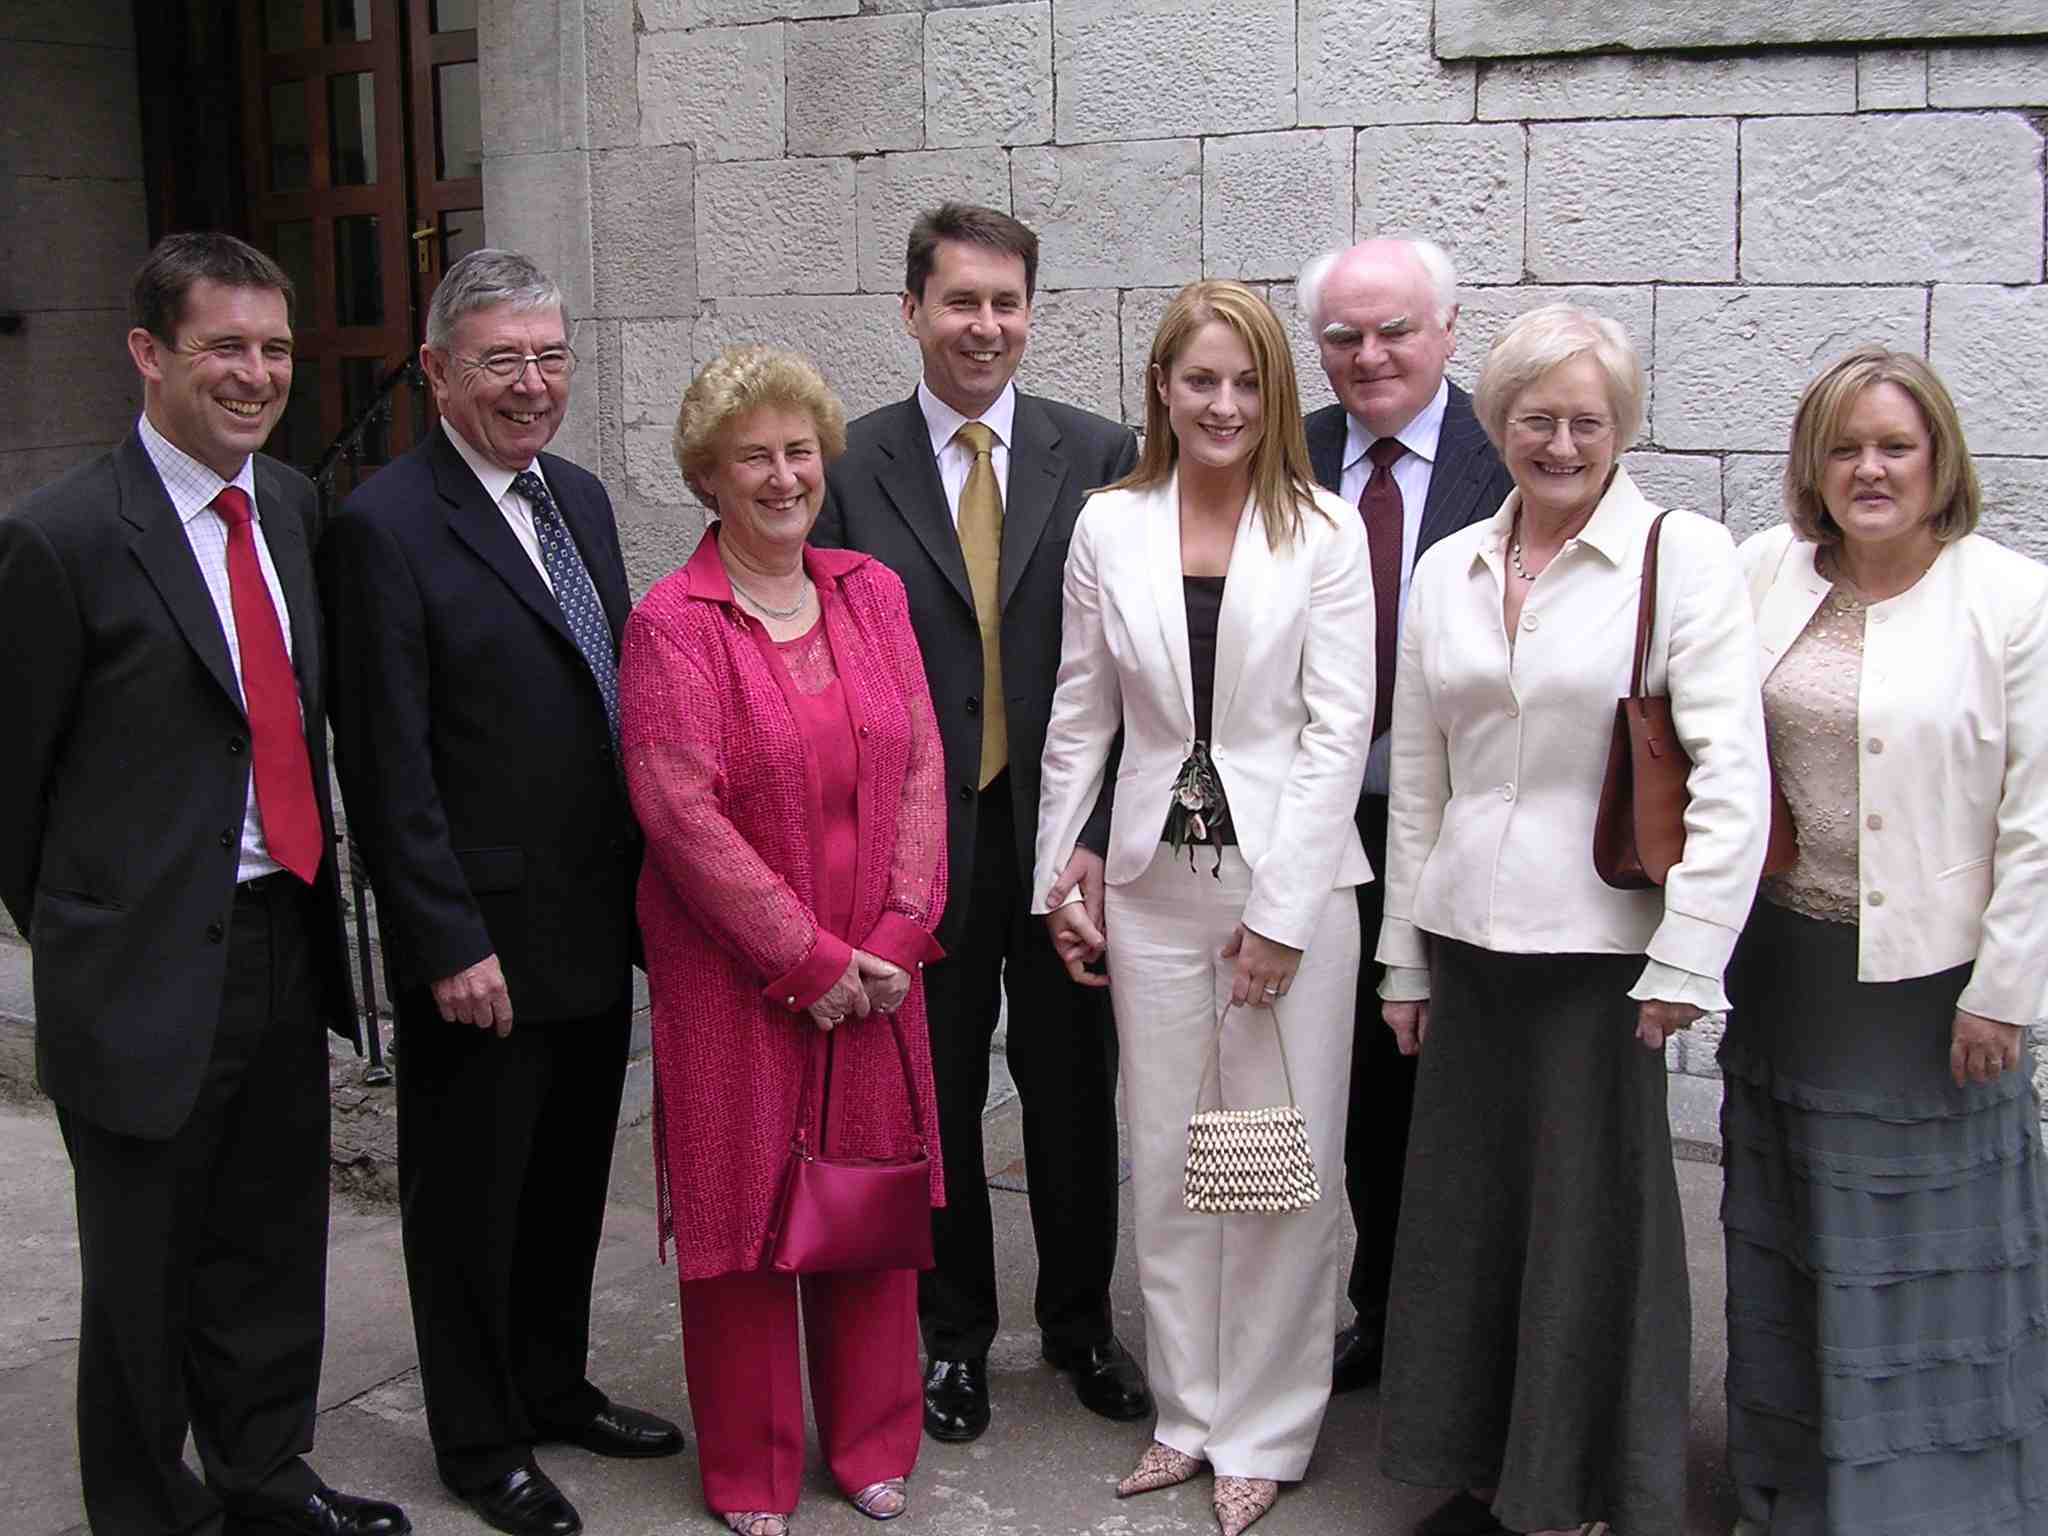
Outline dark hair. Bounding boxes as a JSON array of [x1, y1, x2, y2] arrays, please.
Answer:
[[903, 202, 1039, 302], [130, 233, 294, 343]]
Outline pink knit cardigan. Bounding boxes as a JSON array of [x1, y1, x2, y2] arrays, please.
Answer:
[[620, 528, 948, 1280]]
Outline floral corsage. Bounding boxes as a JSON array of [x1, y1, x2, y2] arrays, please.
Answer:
[[1165, 740, 1228, 876]]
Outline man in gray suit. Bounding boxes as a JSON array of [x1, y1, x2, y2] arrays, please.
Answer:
[[814, 203, 1149, 1444], [1298, 238, 1515, 1394]]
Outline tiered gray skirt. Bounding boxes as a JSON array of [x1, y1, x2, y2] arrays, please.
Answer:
[[1379, 940, 1690, 1536], [1720, 897, 2048, 1536]]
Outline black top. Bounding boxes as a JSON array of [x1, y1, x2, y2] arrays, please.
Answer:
[[1179, 575, 1235, 847]]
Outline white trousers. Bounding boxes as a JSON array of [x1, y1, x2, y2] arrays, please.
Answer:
[[1104, 844, 1359, 1481]]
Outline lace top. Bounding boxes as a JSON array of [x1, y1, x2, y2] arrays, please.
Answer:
[[1760, 583, 1865, 924]]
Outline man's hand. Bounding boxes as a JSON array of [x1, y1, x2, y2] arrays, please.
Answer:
[[856, 950, 910, 1014], [1953, 1008, 2024, 1087], [1383, 1000, 1429, 1056], [1044, 848, 1110, 987], [432, 954, 513, 1036]]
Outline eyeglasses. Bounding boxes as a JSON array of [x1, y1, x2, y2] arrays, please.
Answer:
[[1509, 413, 1613, 444], [458, 346, 579, 382]]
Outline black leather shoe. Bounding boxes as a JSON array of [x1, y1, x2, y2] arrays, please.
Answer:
[[1412, 1490, 1508, 1536], [459, 1464, 582, 1536], [922, 1356, 990, 1442], [1332, 1320, 1385, 1394], [550, 1401, 685, 1458], [1042, 1336, 1153, 1422], [231, 1487, 411, 1536]]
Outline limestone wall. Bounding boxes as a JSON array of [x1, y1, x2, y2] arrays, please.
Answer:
[[478, 1, 2048, 596]]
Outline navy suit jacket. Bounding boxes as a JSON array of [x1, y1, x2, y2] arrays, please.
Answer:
[[0, 432, 355, 1138], [1303, 381, 1513, 564], [319, 428, 640, 1022]]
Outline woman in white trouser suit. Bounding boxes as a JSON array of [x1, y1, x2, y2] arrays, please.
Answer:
[[1033, 280, 1374, 1536]]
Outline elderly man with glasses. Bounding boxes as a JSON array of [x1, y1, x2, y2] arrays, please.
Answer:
[[320, 248, 682, 1536]]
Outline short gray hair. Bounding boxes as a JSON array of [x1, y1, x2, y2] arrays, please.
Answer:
[[1297, 238, 1458, 333], [424, 248, 566, 350], [1474, 302, 1645, 453]]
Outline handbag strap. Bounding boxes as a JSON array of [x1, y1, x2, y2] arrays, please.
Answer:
[[789, 1005, 929, 1157], [1192, 998, 1300, 1116], [1630, 510, 1672, 697]]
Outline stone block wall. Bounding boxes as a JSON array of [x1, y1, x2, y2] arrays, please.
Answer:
[[478, 1, 2048, 596], [0, 0, 147, 510]]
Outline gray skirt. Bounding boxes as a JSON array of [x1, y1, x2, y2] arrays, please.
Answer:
[[1720, 897, 2048, 1536], [1378, 938, 1691, 1536]]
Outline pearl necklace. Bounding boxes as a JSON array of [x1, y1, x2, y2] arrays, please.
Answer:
[[728, 571, 812, 621]]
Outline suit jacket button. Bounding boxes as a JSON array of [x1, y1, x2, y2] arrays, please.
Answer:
[[228, 737, 246, 755], [956, 784, 973, 803], [965, 696, 980, 716], [206, 921, 224, 943]]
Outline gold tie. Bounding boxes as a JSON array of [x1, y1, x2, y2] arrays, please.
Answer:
[[954, 421, 1007, 788]]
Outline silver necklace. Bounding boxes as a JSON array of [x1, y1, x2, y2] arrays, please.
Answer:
[[1508, 520, 1539, 582], [728, 570, 812, 621]]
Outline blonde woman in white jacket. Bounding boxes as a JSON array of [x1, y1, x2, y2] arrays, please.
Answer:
[[1720, 347, 2048, 1536], [1033, 280, 1373, 1536]]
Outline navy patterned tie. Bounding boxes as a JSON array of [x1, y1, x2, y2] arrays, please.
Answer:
[[512, 470, 620, 747]]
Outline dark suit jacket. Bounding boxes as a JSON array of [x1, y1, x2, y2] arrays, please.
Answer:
[[0, 432, 355, 1139], [1303, 382, 1513, 571], [318, 428, 639, 1023], [815, 391, 1137, 950]]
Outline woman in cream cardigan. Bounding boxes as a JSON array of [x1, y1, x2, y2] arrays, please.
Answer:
[[1033, 279, 1372, 1536], [1375, 304, 1771, 1536], [1721, 347, 2048, 1536]]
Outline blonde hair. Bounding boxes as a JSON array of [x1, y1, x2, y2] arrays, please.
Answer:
[[1474, 302, 1644, 454], [1783, 346, 1980, 548], [1112, 280, 1322, 550], [673, 345, 848, 502]]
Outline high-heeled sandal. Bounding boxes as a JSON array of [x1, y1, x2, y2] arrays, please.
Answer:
[[1117, 1440, 1205, 1497], [1213, 1475, 1278, 1536], [849, 1479, 906, 1521], [721, 1515, 788, 1536]]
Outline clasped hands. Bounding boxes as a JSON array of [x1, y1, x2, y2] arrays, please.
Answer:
[[807, 949, 910, 1033], [1043, 847, 1303, 1007]]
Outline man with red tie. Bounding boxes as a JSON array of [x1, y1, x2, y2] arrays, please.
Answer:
[[1295, 238, 1515, 1396], [0, 234, 407, 1536]]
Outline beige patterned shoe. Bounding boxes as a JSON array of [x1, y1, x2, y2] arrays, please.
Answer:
[[1213, 1475, 1278, 1536], [1117, 1441, 1205, 1497]]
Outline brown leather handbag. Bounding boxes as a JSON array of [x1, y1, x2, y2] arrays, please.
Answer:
[[1593, 511, 1798, 890], [765, 1012, 935, 1274]]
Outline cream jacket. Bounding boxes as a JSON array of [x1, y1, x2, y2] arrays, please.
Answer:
[[1377, 467, 1771, 1002], [1032, 473, 1374, 951], [1744, 523, 2048, 1024]]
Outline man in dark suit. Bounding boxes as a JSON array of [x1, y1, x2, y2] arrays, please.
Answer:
[[814, 203, 1149, 1443], [0, 234, 407, 1536], [319, 250, 680, 1536], [1298, 237, 1515, 1395]]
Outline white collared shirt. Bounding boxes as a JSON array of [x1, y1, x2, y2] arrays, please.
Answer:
[[442, 419, 554, 594], [1375, 467, 1771, 1010], [1340, 378, 1448, 794], [918, 379, 1016, 524], [139, 412, 296, 882]]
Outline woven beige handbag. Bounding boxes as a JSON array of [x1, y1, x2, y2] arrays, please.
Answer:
[[1183, 999, 1320, 1215]]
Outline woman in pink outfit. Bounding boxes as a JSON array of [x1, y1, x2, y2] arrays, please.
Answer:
[[617, 346, 948, 1536]]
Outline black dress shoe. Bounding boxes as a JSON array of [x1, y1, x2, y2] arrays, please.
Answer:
[[1042, 1336, 1153, 1421], [1412, 1489, 1508, 1536], [232, 1487, 411, 1536], [460, 1464, 582, 1536], [1332, 1320, 1385, 1394], [550, 1401, 685, 1458], [922, 1356, 990, 1442]]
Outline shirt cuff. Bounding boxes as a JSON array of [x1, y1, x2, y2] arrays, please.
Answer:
[[762, 929, 854, 1013], [1375, 915, 1430, 972], [1627, 959, 1730, 1013], [860, 911, 945, 974], [1378, 965, 1431, 1003]]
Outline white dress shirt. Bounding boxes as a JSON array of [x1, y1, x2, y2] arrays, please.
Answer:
[[1376, 467, 1771, 1009], [139, 413, 293, 882], [1340, 380, 1448, 795], [918, 379, 1015, 523], [1744, 523, 2048, 1025], [443, 419, 554, 593]]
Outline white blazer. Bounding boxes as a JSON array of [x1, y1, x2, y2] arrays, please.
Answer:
[[1743, 523, 2048, 1025], [1377, 467, 1771, 1001], [1032, 473, 1374, 951]]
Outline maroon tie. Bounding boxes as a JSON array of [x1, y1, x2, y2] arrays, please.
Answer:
[[1360, 437, 1407, 743], [213, 487, 323, 883]]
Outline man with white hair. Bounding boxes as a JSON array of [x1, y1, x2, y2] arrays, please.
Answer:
[[1297, 237, 1514, 1395]]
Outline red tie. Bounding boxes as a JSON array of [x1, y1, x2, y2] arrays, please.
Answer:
[[213, 487, 322, 883], [1360, 438, 1407, 743]]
